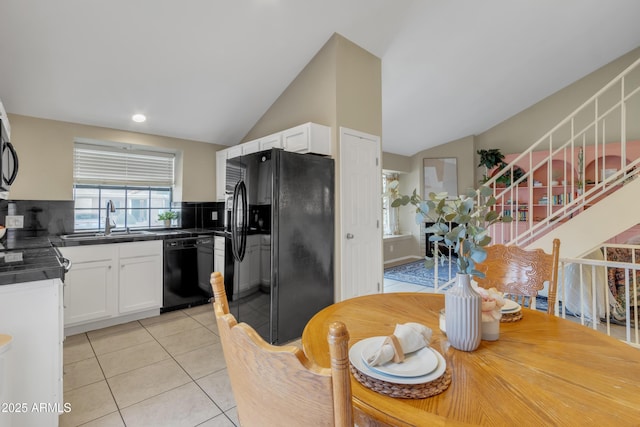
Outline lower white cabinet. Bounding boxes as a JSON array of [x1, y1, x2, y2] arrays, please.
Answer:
[[60, 244, 117, 325], [236, 234, 260, 297], [118, 241, 163, 314], [214, 236, 225, 276], [0, 279, 63, 427], [260, 235, 271, 286], [60, 240, 162, 334]]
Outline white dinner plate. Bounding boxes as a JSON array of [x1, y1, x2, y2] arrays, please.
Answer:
[[501, 299, 521, 313], [359, 337, 439, 377], [349, 337, 446, 385]]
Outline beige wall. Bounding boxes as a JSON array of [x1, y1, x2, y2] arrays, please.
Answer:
[[384, 136, 475, 261], [384, 46, 640, 261], [476, 46, 640, 157], [242, 33, 382, 298], [241, 35, 338, 143], [8, 114, 224, 202]]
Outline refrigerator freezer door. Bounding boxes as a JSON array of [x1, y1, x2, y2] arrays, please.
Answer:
[[272, 150, 334, 344]]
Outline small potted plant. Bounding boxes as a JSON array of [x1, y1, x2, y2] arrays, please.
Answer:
[[158, 211, 179, 227], [477, 149, 526, 187], [392, 186, 512, 351]]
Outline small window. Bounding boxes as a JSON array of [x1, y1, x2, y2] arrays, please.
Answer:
[[382, 172, 399, 235], [73, 140, 177, 231]]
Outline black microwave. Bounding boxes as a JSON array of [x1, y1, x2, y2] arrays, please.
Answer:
[[0, 118, 18, 199]]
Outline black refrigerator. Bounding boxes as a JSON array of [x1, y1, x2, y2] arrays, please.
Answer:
[[224, 148, 334, 344]]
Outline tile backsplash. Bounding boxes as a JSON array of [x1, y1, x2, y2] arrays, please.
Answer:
[[0, 200, 74, 237], [0, 199, 225, 237]]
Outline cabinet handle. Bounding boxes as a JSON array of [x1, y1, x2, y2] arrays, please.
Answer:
[[346, 233, 354, 239]]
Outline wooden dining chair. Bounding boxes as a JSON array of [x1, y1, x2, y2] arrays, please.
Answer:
[[210, 272, 353, 427], [475, 238, 561, 314]]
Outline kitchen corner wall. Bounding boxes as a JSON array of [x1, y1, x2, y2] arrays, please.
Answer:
[[0, 200, 74, 238], [6, 114, 225, 202], [179, 201, 225, 229], [0, 199, 225, 237]]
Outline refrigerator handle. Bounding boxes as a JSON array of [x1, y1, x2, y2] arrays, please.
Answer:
[[237, 180, 248, 261], [231, 181, 241, 261]]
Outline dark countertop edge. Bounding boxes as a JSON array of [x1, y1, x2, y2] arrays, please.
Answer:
[[0, 227, 271, 286], [0, 228, 227, 286]]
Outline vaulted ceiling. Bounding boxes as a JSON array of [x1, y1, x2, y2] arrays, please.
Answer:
[[1, 0, 640, 156]]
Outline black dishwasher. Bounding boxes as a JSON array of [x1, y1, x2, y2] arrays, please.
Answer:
[[162, 236, 214, 313]]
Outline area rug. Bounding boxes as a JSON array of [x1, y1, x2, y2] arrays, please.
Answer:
[[384, 259, 458, 288]]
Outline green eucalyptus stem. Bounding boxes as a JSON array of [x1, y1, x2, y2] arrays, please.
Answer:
[[392, 186, 512, 277]]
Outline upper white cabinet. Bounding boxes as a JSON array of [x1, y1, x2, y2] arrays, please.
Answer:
[[281, 123, 331, 156], [216, 123, 331, 201], [227, 145, 243, 159], [216, 149, 227, 201], [241, 139, 261, 155], [259, 132, 283, 150]]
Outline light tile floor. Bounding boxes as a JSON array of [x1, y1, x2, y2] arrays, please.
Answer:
[[61, 276, 629, 426], [61, 279, 417, 427], [61, 303, 238, 427]]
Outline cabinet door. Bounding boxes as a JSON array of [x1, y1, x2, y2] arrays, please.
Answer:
[[214, 237, 225, 274], [242, 139, 261, 155], [260, 236, 271, 286], [259, 133, 282, 150], [282, 123, 331, 156], [63, 259, 115, 325], [227, 145, 243, 159], [119, 254, 162, 314], [282, 123, 310, 153], [216, 150, 227, 201]]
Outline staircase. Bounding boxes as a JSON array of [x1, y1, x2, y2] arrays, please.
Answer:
[[481, 55, 640, 256]]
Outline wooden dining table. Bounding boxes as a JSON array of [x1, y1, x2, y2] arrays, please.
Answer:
[[301, 292, 640, 426]]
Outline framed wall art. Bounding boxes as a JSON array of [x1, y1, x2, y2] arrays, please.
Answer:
[[423, 157, 458, 198]]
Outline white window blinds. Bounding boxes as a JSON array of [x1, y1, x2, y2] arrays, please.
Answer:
[[74, 142, 175, 186]]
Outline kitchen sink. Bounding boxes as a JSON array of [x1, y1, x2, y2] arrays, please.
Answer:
[[60, 230, 154, 240]]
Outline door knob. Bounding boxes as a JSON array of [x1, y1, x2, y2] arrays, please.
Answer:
[[346, 233, 354, 239]]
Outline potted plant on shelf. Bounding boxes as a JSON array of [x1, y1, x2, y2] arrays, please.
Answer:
[[158, 211, 179, 227], [477, 149, 526, 186], [392, 186, 512, 351]]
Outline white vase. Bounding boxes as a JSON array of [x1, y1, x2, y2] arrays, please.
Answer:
[[445, 273, 482, 351], [481, 318, 500, 341]]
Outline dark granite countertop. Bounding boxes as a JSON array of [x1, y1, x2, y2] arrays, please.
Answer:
[[0, 228, 229, 286], [0, 236, 66, 286]]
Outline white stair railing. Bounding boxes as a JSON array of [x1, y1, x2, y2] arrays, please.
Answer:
[[480, 56, 640, 247]]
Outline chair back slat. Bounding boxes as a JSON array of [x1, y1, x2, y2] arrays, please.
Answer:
[[210, 271, 353, 427], [476, 239, 561, 314]]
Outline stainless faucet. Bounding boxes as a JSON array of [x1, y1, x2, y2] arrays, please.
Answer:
[[104, 200, 116, 235]]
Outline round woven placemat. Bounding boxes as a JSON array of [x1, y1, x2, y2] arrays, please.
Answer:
[[501, 311, 523, 322], [350, 365, 452, 399]]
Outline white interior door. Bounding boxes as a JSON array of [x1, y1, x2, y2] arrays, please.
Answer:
[[339, 127, 382, 300]]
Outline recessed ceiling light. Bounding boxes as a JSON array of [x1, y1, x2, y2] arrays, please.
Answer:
[[132, 114, 146, 123]]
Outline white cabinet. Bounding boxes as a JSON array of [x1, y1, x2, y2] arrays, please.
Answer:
[[118, 241, 163, 314], [281, 122, 331, 156], [260, 235, 271, 286], [60, 240, 163, 335], [214, 236, 225, 275], [227, 145, 243, 159], [242, 139, 261, 155], [259, 132, 282, 150], [236, 234, 261, 297], [216, 149, 227, 201], [0, 279, 63, 427], [59, 245, 117, 325]]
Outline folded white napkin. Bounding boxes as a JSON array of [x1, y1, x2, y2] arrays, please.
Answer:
[[365, 323, 433, 366]]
